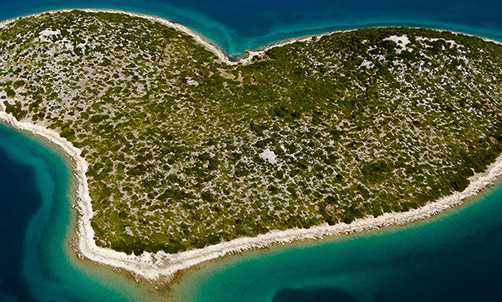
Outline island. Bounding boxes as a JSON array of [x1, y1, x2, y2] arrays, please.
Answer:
[[0, 10, 501, 281]]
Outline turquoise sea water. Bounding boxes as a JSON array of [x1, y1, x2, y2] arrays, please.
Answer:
[[0, 0, 501, 58], [2, 120, 502, 302], [172, 181, 502, 302], [0, 125, 147, 302], [0, 1, 502, 301]]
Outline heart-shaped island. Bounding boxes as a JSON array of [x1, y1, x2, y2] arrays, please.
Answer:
[[1, 10, 501, 280]]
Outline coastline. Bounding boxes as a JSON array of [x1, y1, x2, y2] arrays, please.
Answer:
[[0, 9, 500, 66], [1, 8, 502, 282], [0, 8, 341, 65], [2, 104, 502, 281]]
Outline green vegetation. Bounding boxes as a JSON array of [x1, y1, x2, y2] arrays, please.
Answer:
[[1, 11, 501, 255]]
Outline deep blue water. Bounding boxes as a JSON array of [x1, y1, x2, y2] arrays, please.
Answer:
[[0, 136, 40, 302], [0, 125, 146, 302], [2, 119, 502, 302], [0, 1, 502, 301], [0, 0, 501, 57]]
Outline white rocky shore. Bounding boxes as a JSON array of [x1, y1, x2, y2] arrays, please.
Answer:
[[2, 98, 502, 280], [1, 8, 500, 65], [1, 9, 502, 281]]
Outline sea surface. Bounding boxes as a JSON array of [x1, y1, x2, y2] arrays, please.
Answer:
[[0, 1, 501, 301], [0, 0, 501, 58], [171, 181, 502, 302], [0, 125, 147, 302]]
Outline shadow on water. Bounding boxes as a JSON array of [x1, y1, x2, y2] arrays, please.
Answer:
[[0, 146, 39, 302], [273, 287, 358, 302]]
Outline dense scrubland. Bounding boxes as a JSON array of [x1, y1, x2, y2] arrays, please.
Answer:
[[1, 11, 501, 254]]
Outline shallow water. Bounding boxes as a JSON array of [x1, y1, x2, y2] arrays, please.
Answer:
[[172, 181, 502, 302], [0, 0, 501, 57], [2, 119, 501, 302], [0, 125, 147, 302]]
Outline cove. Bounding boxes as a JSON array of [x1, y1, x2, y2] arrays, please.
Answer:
[[0, 0, 501, 58], [0, 124, 149, 302], [172, 179, 502, 302]]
